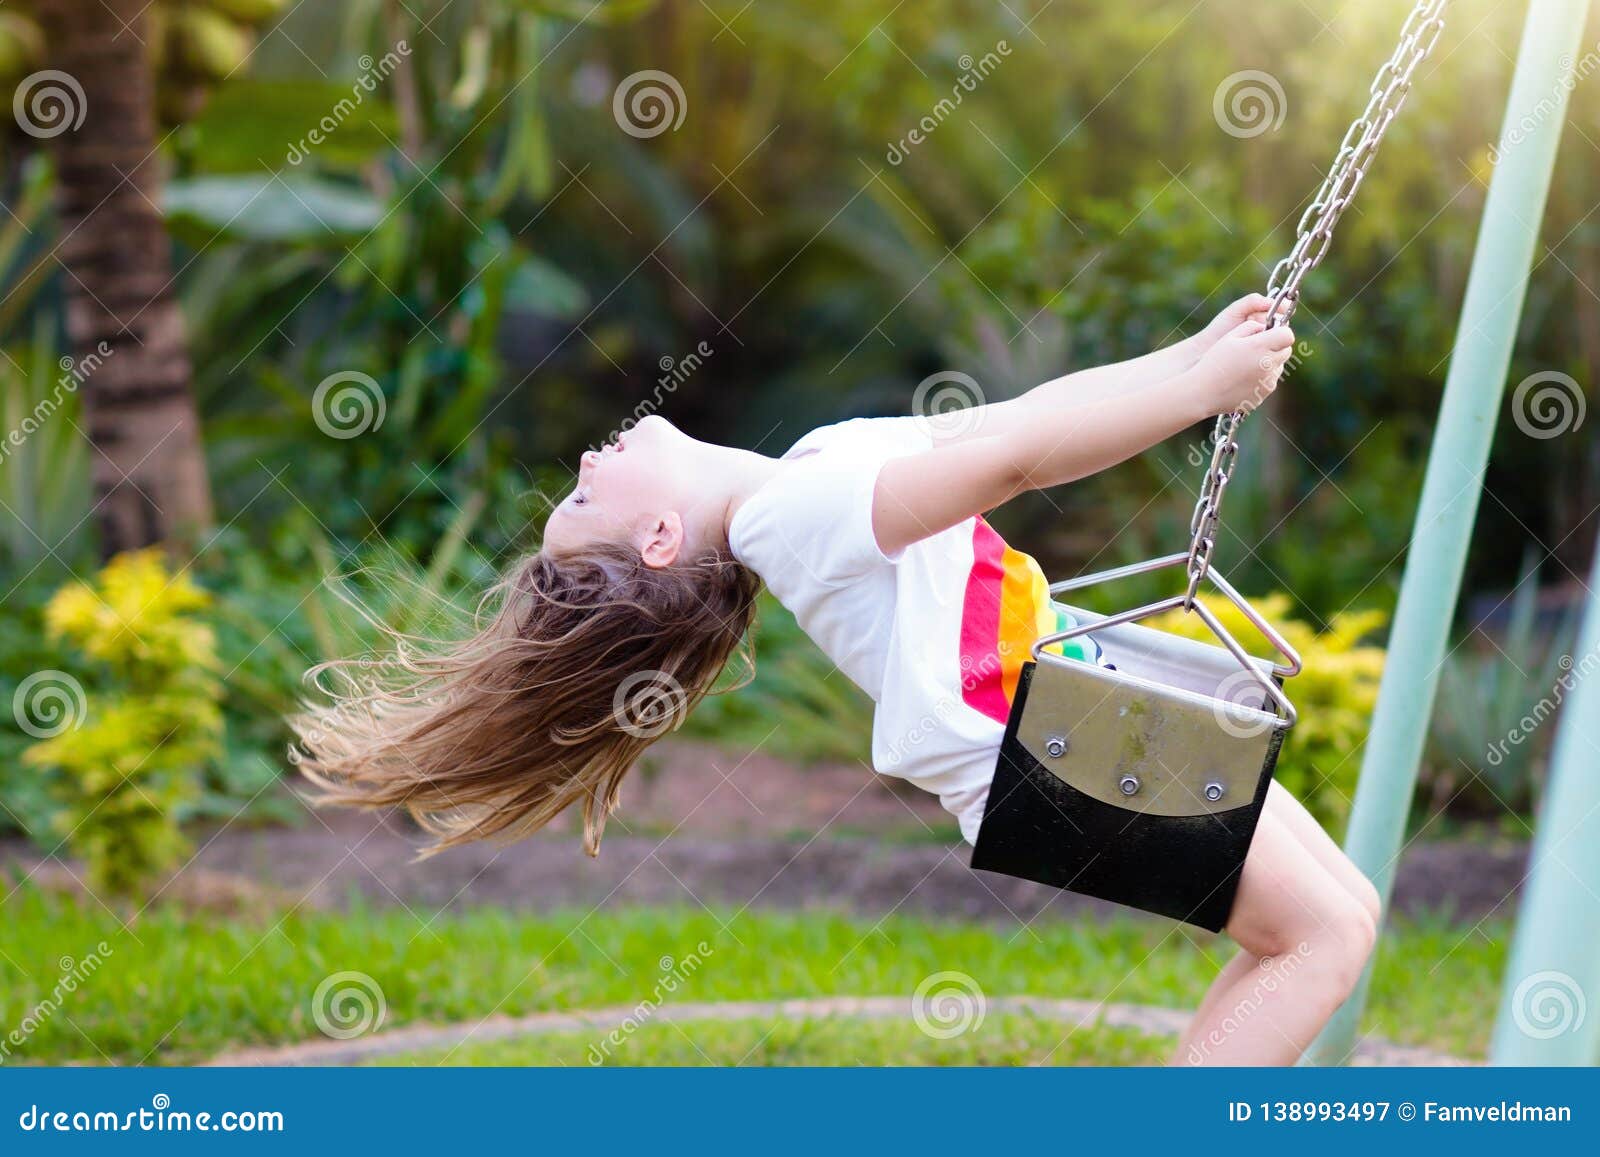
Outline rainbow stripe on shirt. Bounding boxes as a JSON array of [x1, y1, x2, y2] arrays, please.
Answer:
[[958, 518, 1099, 725]]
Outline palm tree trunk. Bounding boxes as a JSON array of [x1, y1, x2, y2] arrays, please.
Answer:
[[34, 0, 213, 556]]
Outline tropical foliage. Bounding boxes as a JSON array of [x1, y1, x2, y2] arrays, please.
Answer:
[[1, 0, 1593, 844]]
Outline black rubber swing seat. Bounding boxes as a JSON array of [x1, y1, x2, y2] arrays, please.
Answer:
[[970, 554, 1300, 933]]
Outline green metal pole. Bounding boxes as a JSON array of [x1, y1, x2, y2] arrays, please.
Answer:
[[1306, 0, 1591, 1066], [1488, 537, 1600, 1065]]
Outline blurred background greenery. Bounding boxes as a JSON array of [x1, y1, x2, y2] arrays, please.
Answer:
[[1, 0, 1595, 875]]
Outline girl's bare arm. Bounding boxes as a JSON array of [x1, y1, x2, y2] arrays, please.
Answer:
[[872, 319, 1293, 557], [926, 294, 1274, 447]]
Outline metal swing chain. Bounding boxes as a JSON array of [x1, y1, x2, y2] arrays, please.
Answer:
[[1182, 0, 1450, 609]]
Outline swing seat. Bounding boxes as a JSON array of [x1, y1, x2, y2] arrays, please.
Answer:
[[971, 555, 1299, 932]]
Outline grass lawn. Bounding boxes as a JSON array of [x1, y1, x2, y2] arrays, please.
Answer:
[[0, 882, 1503, 1065], [374, 1014, 1176, 1066]]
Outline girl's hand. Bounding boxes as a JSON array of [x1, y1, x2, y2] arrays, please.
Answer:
[[1192, 320, 1295, 415], [1188, 293, 1275, 363]]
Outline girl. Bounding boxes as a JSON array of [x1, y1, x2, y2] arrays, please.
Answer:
[[295, 292, 1379, 1066]]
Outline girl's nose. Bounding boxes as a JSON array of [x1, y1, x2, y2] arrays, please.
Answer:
[[581, 450, 599, 471]]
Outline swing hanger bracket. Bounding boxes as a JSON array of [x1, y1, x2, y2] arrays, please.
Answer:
[[1034, 552, 1303, 729]]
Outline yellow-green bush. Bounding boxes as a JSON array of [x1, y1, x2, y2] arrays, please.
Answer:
[[1148, 594, 1386, 833], [22, 549, 223, 900]]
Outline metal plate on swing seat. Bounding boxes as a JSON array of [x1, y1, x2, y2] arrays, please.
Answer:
[[971, 627, 1288, 931], [1016, 643, 1278, 818]]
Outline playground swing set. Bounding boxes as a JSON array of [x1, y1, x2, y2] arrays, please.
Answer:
[[970, 0, 1600, 1066]]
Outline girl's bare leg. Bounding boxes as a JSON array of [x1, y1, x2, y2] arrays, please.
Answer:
[[1180, 782, 1383, 1046], [1264, 779, 1383, 921], [1179, 948, 1262, 1046], [1173, 792, 1378, 1065]]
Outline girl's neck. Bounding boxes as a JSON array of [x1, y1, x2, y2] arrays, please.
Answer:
[[689, 440, 785, 545]]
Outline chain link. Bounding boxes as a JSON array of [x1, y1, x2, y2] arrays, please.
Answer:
[[1183, 0, 1450, 607]]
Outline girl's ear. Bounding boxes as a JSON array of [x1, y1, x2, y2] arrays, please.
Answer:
[[639, 513, 685, 569]]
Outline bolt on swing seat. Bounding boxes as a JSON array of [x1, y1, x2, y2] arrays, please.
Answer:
[[970, 0, 1449, 932]]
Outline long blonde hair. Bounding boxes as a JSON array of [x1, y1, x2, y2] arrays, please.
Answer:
[[291, 543, 760, 855]]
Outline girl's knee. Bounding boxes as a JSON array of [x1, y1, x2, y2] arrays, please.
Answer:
[[1239, 892, 1375, 997], [1307, 896, 1377, 995], [1228, 813, 1377, 990], [1353, 871, 1382, 927]]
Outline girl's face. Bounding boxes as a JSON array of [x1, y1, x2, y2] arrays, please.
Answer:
[[543, 414, 695, 562]]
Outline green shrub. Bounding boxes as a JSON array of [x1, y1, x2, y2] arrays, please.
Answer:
[[1150, 594, 1386, 833], [21, 549, 224, 900]]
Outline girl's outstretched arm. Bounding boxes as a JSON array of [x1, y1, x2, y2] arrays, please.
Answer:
[[928, 294, 1274, 445], [872, 317, 1293, 557]]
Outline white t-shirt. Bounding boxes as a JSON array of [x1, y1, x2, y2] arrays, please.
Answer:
[[729, 416, 1094, 844]]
